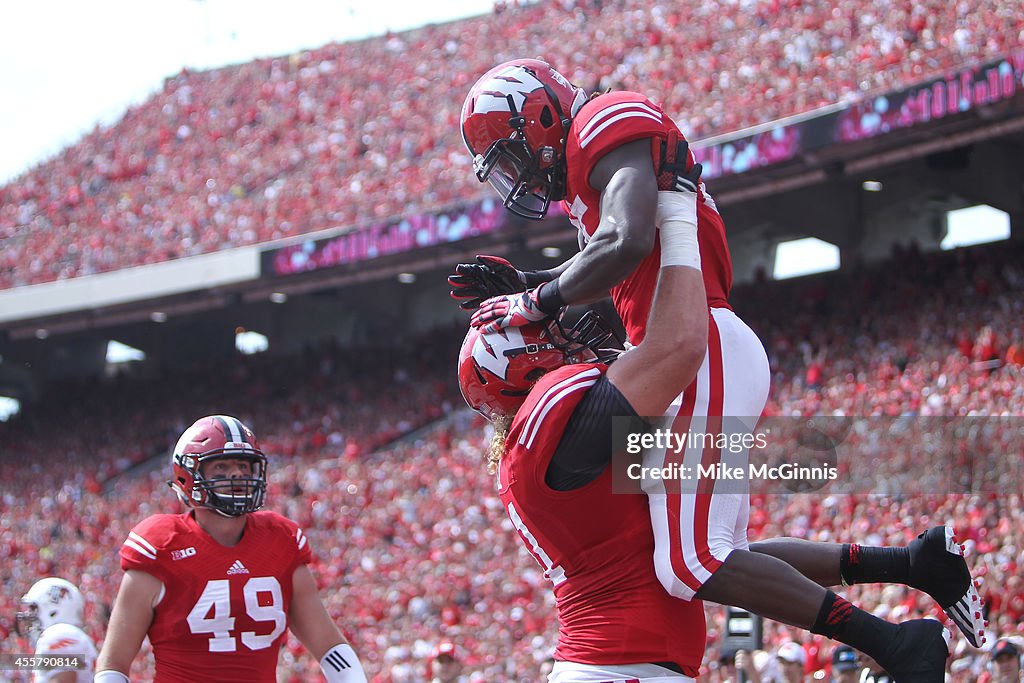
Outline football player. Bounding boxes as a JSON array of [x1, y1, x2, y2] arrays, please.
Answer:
[[453, 57, 983, 654], [459, 202, 710, 681], [93, 415, 366, 683], [17, 577, 97, 682], [456, 62, 983, 671]]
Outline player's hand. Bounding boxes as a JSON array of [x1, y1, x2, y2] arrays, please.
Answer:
[[656, 133, 703, 193], [470, 287, 552, 333], [448, 255, 527, 310]]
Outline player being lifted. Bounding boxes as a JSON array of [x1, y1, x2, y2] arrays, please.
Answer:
[[94, 415, 367, 683], [452, 58, 983, 675]]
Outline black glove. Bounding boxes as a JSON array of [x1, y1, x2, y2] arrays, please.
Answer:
[[448, 255, 529, 310], [655, 131, 703, 193]]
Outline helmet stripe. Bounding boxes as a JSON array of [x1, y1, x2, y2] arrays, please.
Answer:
[[216, 415, 245, 444]]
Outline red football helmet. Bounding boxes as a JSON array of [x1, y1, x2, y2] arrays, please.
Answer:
[[461, 58, 588, 220], [458, 312, 616, 420], [168, 415, 267, 517]]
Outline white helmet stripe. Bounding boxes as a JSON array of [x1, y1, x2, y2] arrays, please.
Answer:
[[216, 415, 245, 444]]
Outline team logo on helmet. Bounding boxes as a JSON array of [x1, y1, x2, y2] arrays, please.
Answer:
[[459, 312, 617, 420], [469, 66, 546, 116], [461, 59, 586, 220]]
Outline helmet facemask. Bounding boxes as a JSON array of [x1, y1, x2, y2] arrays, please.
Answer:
[[463, 66, 577, 220], [16, 578, 85, 647], [196, 452, 267, 517], [173, 450, 268, 517], [15, 602, 41, 646], [548, 311, 619, 365], [472, 108, 566, 220]]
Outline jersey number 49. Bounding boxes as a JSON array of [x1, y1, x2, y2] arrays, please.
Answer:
[[187, 577, 286, 652]]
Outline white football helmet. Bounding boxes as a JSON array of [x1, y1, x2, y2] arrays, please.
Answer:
[[16, 577, 85, 645]]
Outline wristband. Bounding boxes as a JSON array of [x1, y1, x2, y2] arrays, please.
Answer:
[[656, 191, 701, 270], [535, 279, 567, 315], [320, 643, 368, 683], [94, 671, 131, 683]]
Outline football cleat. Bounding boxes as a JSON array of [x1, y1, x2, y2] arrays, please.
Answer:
[[878, 620, 950, 683], [907, 526, 985, 647]]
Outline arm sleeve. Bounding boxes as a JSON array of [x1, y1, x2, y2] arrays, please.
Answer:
[[545, 374, 647, 491]]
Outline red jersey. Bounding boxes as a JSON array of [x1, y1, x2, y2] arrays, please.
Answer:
[[120, 510, 313, 682], [562, 91, 733, 343], [498, 364, 706, 674]]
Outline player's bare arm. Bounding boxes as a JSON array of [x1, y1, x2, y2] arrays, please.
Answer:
[[288, 564, 368, 682], [538, 177, 707, 490], [469, 139, 659, 333], [95, 570, 161, 680], [605, 264, 706, 418], [532, 251, 579, 284], [555, 138, 658, 305], [288, 564, 348, 659], [448, 252, 581, 310]]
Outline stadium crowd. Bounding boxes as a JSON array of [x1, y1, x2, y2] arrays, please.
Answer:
[[1, 240, 1022, 681], [2, 0, 1023, 287]]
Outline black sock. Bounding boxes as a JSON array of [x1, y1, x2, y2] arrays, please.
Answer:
[[840, 543, 910, 585], [811, 590, 899, 663]]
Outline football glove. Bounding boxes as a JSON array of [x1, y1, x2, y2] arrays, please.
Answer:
[[471, 286, 554, 334], [654, 131, 703, 193], [448, 255, 528, 310]]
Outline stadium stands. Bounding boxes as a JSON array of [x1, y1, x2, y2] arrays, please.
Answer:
[[1, 241, 1021, 681], [2, 0, 1023, 287], [2, 1, 1023, 678]]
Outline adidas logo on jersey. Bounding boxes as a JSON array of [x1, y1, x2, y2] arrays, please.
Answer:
[[226, 560, 250, 575]]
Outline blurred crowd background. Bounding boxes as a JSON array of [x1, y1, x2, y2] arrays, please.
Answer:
[[1, 0, 1023, 681], [2, 0, 1023, 287], [2, 240, 1022, 681]]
